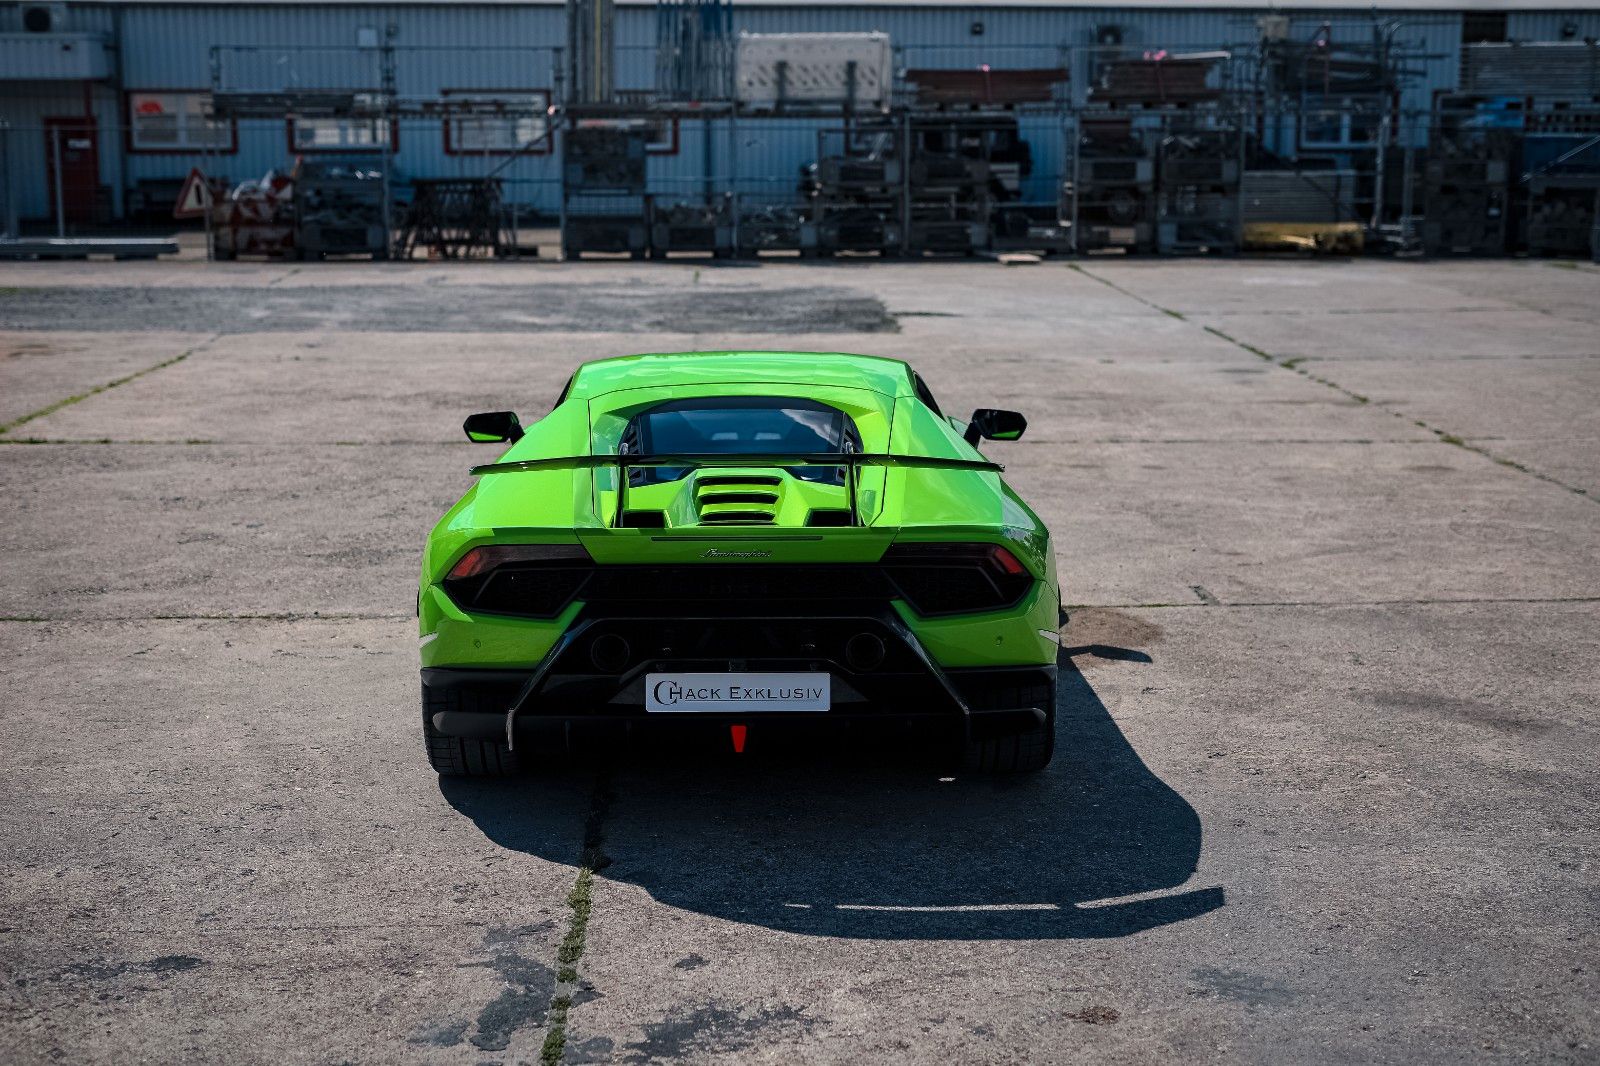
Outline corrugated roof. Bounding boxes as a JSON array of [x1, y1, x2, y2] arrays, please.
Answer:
[[70, 0, 1600, 10]]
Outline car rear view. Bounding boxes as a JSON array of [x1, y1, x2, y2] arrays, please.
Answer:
[[419, 352, 1060, 775]]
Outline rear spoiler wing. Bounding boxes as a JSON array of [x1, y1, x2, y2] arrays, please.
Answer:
[[470, 451, 1003, 529]]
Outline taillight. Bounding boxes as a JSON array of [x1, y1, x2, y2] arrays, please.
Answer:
[[447, 547, 494, 580], [990, 546, 1026, 576], [442, 544, 594, 617], [880, 542, 1035, 617]]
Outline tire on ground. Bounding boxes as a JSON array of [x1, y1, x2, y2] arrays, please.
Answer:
[[959, 675, 1056, 774], [422, 683, 521, 777]]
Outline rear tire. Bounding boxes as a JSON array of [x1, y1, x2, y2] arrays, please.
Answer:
[[422, 684, 521, 777], [959, 675, 1056, 773]]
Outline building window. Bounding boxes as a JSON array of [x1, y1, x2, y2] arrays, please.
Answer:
[[1300, 105, 1385, 150], [126, 91, 234, 153], [1462, 11, 1508, 44], [289, 114, 394, 153], [442, 91, 552, 155], [574, 116, 679, 155]]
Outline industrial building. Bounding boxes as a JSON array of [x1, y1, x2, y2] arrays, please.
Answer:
[[2, 0, 1598, 258]]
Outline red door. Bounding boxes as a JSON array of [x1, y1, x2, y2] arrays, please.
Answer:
[[43, 117, 100, 226]]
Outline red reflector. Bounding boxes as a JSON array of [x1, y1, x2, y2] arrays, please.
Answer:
[[730, 724, 747, 753], [447, 547, 491, 581], [991, 546, 1026, 576]]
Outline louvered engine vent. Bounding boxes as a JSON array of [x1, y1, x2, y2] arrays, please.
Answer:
[[694, 474, 780, 525]]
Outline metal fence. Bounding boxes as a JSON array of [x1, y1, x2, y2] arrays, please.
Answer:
[[4, 105, 1597, 260]]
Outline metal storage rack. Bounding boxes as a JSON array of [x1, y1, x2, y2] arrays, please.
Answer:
[[561, 125, 651, 259], [905, 117, 994, 256], [809, 125, 905, 256], [734, 197, 819, 257], [648, 195, 736, 258], [1067, 123, 1157, 253], [394, 179, 512, 260], [1422, 130, 1512, 256], [1156, 126, 1242, 255]]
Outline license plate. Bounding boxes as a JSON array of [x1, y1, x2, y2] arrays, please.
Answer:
[[645, 672, 830, 713]]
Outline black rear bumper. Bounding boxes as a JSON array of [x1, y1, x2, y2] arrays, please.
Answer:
[[423, 606, 1053, 752], [422, 663, 1054, 748]]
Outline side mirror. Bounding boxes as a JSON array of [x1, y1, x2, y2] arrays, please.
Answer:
[[463, 411, 524, 444], [964, 408, 1027, 446]]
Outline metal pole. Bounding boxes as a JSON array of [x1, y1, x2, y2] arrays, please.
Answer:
[[728, 102, 739, 255], [203, 119, 214, 261], [557, 119, 568, 259], [1371, 111, 1390, 231], [380, 32, 395, 259], [381, 114, 394, 258], [1401, 121, 1415, 251], [1234, 106, 1245, 253], [0, 124, 15, 239], [52, 126, 66, 238], [900, 109, 910, 257], [702, 113, 712, 202], [1069, 111, 1080, 255]]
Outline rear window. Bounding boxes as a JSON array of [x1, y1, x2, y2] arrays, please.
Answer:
[[620, 396, 861, 484], [623, 397, 860, 456]]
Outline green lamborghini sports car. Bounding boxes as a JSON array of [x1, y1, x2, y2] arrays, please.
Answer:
[[419, 351, 1062, 776]]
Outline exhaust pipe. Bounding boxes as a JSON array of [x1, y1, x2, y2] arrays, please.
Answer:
[[590, 634, 631, 674], [845, 632, 886, 672]]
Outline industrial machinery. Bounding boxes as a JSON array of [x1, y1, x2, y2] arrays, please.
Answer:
[[293, 159, 391, 261], [1423, 129, 1513, 256], [1525, 176, 1600, 257], [1156, 126, 1241, 255], [735, 200, 819, 257], [1069, 125, 1156, 253], [648, 195, 736, 258], [807, 126, 905, 256], [905, 115, 1024, 256], [1520, 121, 1600, 258], [562, 125, 651, 259]]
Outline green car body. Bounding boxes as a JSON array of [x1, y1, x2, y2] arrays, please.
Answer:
[[419, 351, 1061, 775]]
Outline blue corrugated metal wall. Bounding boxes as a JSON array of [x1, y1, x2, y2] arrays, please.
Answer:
[[1, 2, 1593, 222], [1505, 9, 1600, 41]]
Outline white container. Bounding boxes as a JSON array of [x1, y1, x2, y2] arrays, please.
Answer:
[[735, 32, 892, 109]]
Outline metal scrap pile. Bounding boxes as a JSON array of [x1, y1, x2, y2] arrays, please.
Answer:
[[1092, 54, 1226, 106]]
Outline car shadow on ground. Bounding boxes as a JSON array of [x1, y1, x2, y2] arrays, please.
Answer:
[[441, 648, 1223, 941]]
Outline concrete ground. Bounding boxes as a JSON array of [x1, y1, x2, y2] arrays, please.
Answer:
[[1, 251, 1597, 1065]]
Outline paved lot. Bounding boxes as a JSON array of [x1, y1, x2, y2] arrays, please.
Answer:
[[2, 253, 1598, 1064]]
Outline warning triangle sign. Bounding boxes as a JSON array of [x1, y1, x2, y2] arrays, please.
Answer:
[[173, 168, 212, 219]]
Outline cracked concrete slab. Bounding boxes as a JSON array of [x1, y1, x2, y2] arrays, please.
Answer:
[[12, 326, 1418, 447], [0, 332, 209, 430], [1007, 437, 1600, 607], [1240, 356, 1600, 498], [0, 443, 462, 619], [0, 618, 587, 1064], [1190, 307, 1600, 363]]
